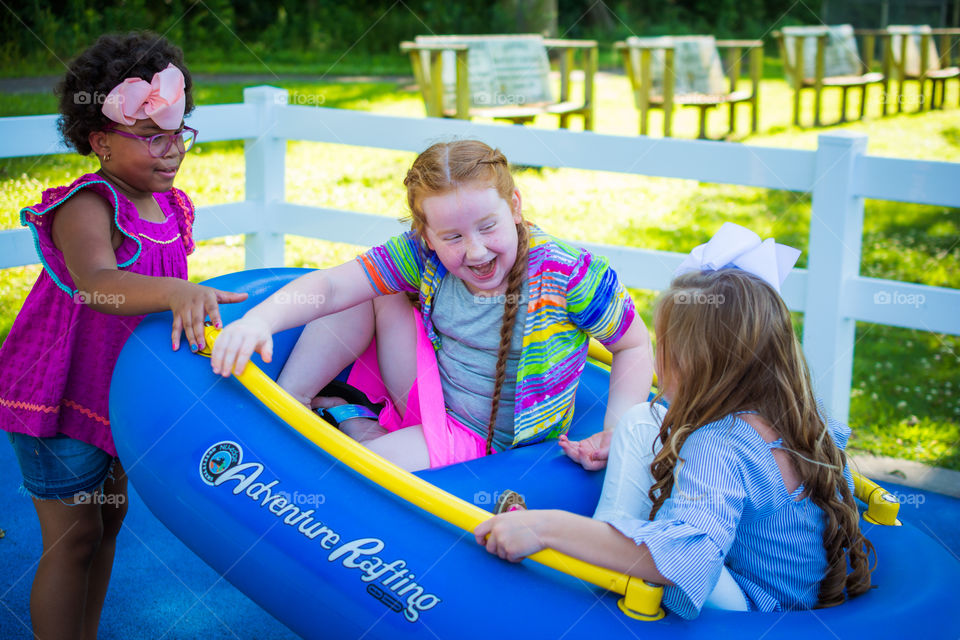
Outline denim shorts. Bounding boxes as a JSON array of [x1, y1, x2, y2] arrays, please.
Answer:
[[7, 432, 115, 500]]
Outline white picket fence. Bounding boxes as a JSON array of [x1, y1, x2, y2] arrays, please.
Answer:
[[2, 85, 958, 424]]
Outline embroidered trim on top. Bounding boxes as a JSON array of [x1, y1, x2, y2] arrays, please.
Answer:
[[174, 189, 193, 222], [172, 189, 195, 254], [139, 232, 182, 245], [19, 179, 144, 296]]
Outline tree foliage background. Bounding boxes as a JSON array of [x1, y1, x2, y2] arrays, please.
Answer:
[[1, 0, 826, 71]]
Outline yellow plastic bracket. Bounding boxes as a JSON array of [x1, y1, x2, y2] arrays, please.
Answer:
[[852, 472, 902, 526], [618, 578, 666, 621]]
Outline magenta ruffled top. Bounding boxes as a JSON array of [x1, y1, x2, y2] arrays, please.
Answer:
[[0, 173, 194, 456]]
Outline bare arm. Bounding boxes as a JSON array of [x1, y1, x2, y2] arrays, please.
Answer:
[[560, 317, 654, 470], [474, 509, 670, 584], [605, 317, 654, 430], [52, 191, 247, 351], [209, 259, 379, 376]]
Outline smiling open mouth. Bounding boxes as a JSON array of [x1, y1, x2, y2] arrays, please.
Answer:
[[468, 259, 495, 277]]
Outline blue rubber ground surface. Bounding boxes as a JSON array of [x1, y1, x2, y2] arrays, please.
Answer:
[[1, 435, 958, 639], [0, 439, 296, 639]]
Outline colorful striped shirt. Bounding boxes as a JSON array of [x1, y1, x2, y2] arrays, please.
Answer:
[[606, 410, 854, 620], [356, 224, 636, 447]]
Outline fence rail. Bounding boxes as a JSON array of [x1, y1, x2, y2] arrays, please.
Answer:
[[2, 85, 959, 423]]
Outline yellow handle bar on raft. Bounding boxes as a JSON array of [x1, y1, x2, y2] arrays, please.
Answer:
[[200, 326, 666, 621], [198, 329, 898, 621]]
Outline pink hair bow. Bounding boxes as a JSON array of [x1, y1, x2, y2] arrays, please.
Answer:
[[675, 222, 801, 293], [101, 63, 185, 130]]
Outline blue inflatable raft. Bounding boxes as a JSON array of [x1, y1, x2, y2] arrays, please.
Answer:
[[111, 269, 959, 639]]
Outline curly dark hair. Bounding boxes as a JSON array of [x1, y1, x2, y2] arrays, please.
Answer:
[[56, 32, 194, 155]]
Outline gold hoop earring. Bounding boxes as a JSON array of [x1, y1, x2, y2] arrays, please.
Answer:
[[102, 154, 111, 162]]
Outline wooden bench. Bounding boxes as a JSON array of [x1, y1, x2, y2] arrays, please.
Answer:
[[886, 26, 960, 112], [399, 34, 597, 130], [774, 25, 887, 127], [614, 35, 762, 139]]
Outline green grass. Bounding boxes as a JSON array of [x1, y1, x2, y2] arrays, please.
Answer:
[[0, 52, 413, 79], [1, 66, 958, 470]]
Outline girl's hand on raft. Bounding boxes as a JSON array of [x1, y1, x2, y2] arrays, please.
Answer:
[[170, 282, 248, 353], [210, 316, 273, 377], [474, 511, 548, 563], [559, 431, 612, 471]]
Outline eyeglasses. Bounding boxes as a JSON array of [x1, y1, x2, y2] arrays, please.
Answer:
[[106, 125, 199, 158]]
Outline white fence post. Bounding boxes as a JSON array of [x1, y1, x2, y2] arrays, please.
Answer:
[[803, 132, 868, 424], [243, 86, 287, 268]]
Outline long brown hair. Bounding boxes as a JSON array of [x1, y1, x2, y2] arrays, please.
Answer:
[[649, 269, 873, 607], [403, 140, 529, 454]]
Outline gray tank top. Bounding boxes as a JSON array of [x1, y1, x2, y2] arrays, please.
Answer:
[[431, 273, 528, 452]]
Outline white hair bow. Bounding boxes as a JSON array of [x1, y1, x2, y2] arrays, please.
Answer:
[[674, 222, 801, 293]]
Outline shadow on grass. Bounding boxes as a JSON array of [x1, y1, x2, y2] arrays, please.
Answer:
[[851, 323, 960, 469], [862, 200, 960, 287], [609, 181, 958, 287], [943, 127, 960, 148], [616, 186, 812, 265], [192, 81, 414, 111]]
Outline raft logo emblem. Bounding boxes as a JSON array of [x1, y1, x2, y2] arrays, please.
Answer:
[[200, 441, 242, 485], [198, 441, 443, 622]]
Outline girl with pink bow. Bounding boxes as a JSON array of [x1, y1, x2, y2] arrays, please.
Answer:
[[476, 223, 874, 619], [0, 33, 246, 638]]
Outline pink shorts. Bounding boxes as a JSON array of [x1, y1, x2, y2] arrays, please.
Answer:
[[345, 308, 489, 468]]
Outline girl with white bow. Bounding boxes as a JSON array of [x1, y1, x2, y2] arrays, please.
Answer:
[[0, 33, 245, 638], [475, 223, 874, 619]]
